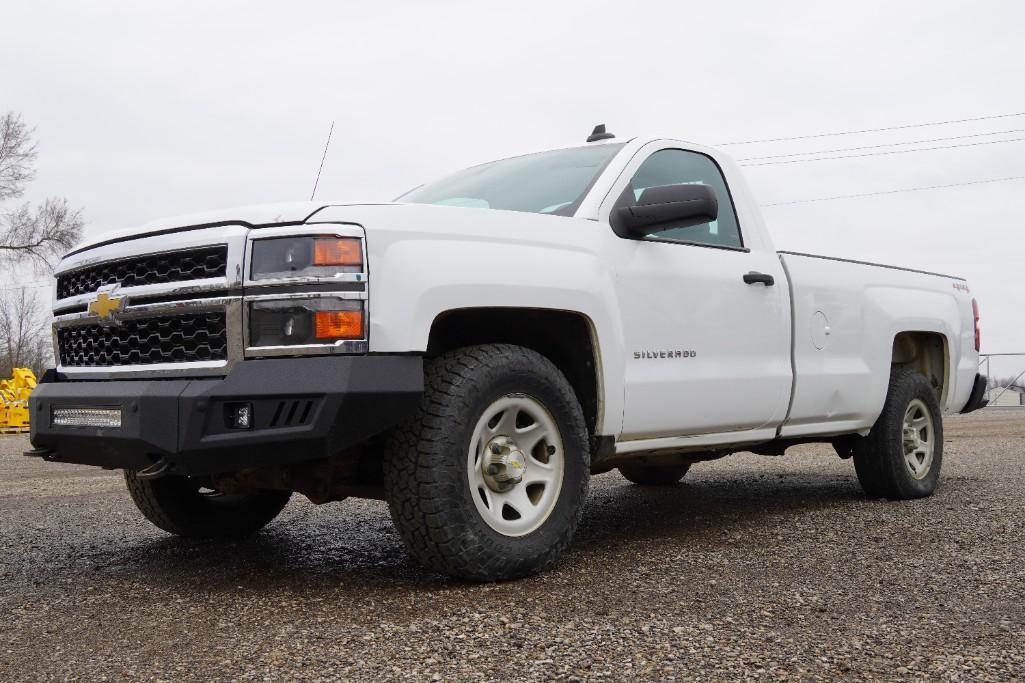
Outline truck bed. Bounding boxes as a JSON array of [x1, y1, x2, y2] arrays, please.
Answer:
[[777, 250, 976, 439]]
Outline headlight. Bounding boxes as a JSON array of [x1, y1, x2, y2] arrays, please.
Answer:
[[250, 236, 363, 280], [249, 299, 364, 347]]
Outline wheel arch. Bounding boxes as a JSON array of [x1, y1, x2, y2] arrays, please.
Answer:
[[891, 330, 950, 406], [426, 307, 605, 437]]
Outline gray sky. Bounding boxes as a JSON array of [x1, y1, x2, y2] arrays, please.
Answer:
[[3, 0, 1024, 358]]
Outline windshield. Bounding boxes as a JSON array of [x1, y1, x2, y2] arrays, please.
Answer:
[[399, 143, 625, 217]]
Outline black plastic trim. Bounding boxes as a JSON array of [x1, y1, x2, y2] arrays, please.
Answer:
[[742, 271, 775, 286], [638, 238, 751, 253], [586, 124, 616, 142], [589, 435, 616, 464], [960, 373, 989, 414]]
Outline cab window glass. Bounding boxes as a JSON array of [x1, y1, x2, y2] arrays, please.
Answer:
[[617, 149, 742, 248], [401, 144, 625, 217]]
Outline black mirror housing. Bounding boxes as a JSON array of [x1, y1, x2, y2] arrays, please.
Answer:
[[612, 183, 718, 238]]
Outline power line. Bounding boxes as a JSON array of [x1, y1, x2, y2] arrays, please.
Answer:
[[761, 175, 1025, 207], [736, 128, 1025, 161], [717, 111, 1025, 146], [740, 136, 1025, 167]]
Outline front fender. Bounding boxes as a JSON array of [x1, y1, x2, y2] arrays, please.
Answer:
[[309, 203, 628, 436]]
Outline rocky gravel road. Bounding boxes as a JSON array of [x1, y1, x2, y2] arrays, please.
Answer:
[[1, 412, 1023, 682]]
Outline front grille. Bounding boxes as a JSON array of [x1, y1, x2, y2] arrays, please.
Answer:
[[57, 312, 228, 367], [56, 246, 228, 300]]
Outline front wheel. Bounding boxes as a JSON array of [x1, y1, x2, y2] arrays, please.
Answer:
[[125, 473, 291, 537], [383, 344, 590, 581], [853, 367, 943, 499]]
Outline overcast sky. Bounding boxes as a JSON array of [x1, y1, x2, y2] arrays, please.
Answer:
[[3, 0, 1023, 364]]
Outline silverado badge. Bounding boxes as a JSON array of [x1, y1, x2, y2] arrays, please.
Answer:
[[88, 290, 126, 323], [633, 350, 696, 359]]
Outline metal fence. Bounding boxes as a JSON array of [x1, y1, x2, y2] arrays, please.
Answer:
[[980, 353, 1025, 408]]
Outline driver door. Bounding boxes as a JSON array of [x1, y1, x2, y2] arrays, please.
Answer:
[[608, 146, 792, 440]]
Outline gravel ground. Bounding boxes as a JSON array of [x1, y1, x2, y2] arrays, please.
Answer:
[[1, 412, 1023, 682]]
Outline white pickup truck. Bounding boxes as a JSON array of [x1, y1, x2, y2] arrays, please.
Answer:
[[29, 127, 988, 580]]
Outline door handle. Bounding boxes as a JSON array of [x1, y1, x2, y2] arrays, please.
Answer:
[[743, 271, 775, 286]]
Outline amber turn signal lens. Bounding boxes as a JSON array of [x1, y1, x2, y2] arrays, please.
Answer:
[[314, 310, 364, 340], [313, 238, 362, 267]]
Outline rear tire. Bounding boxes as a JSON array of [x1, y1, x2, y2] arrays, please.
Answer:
[[618, 463, 691, 486], [853, 367, 943, 500], [125, 473, 291, 537], [383, 344, 590, 581]]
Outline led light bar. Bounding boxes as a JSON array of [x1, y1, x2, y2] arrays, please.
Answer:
[[52, 407, 123, 429]]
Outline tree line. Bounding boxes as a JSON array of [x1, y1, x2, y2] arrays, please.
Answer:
[[0, 112, 83, 377], [987, 375, 1025, 391]]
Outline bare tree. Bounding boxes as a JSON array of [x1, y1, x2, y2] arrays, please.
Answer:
[[0, 112, 83, 269], [0, 287, 52, 377], [0, 113, 37, 200]]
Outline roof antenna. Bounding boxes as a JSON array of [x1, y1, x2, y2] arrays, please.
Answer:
[[310, 120, 335, 200], [586, 124, 615, 142]]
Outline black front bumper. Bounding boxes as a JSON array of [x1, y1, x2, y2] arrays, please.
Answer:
[[28, 355, 423, 476]]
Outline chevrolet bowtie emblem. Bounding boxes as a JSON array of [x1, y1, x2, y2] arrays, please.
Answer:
[[88, 291, 126, 321]]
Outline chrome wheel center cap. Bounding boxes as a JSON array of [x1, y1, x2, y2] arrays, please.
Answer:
[[482, 436, 526, 492]]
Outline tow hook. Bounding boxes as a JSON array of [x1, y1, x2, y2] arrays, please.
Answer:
[[22, 447, 55, 460], [135, 458, 173, 480]]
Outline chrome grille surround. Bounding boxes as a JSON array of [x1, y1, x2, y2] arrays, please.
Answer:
[[52, 222, 371, 378], [52, 225, 249, 379]]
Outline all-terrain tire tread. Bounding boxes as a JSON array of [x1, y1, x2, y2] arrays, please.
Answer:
[[852, 366, 943, 500], [383, 344, 589, 581], [124, 473, 291, 538]]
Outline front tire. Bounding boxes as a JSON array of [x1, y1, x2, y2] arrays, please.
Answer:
[[619, 463, 691, 486], [853, 367, 943, 499], [125, 473, 291, 537], [383, 344, 590, 581]]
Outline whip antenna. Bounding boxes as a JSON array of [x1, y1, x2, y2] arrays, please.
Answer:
[[310, 120, 335, 200]]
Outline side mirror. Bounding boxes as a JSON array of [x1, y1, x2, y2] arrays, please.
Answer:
[[612, 183, 718, 238]]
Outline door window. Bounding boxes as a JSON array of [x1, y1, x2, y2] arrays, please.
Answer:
[[616, 149, 743, 248]]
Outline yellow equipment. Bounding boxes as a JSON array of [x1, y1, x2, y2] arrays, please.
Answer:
[[0, 368, 36, 431]]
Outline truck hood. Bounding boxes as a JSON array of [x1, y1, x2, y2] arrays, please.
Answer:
[[68, 200, 598, 257], [68, 201, 392, 254]]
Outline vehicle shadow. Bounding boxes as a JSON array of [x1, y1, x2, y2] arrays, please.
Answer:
[[87, 468, 869, 590], [576, 470, 866, 544]]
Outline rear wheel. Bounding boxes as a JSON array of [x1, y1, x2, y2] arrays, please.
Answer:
[[383, 344, 590, 581], [618, 463, 691, 486], [125, 473, 291, 537], [853, 367, 943, 499]]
